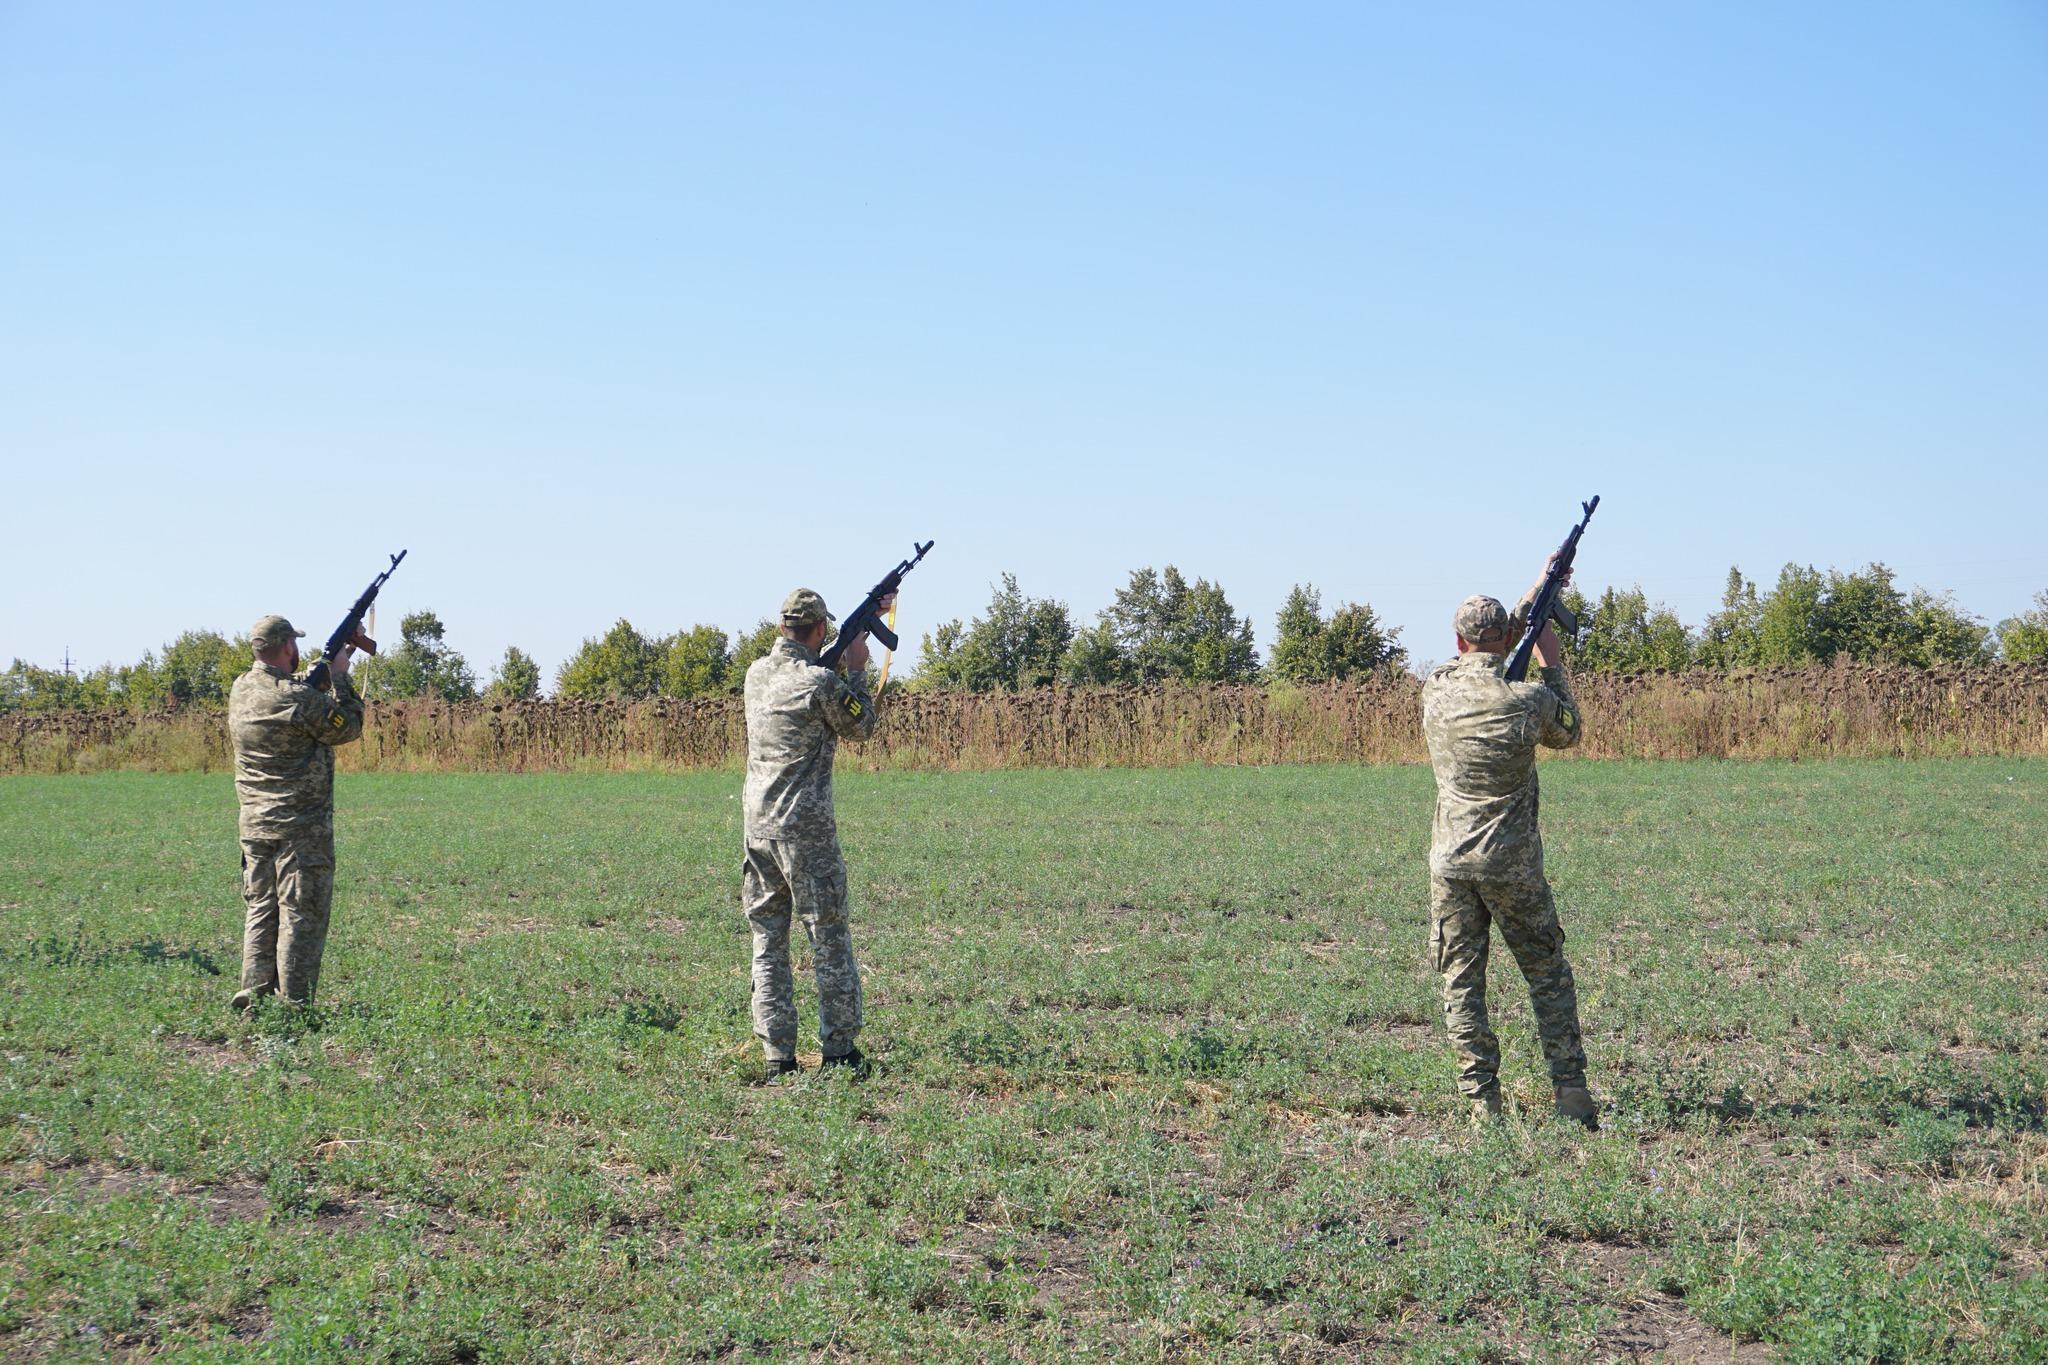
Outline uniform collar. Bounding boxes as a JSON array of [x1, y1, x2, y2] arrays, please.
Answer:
[[256, 661, 296, 681], [772, 636, 820, 665], [1457, 651, 1506, 673]]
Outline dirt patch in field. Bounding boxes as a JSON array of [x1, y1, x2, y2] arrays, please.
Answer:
[[223, 1301, 275, 1344], [190, 1176, 271, 1224], [162, 1034, 252, 1073], [456, 915, 553, 945], [942, 1220, 1099, 1317], [1262, 1099, 1433, 1148], [2, 1301, 275, 1358], [1573, 1242, 1773, 1363], [5, 1159, 153, 1201], [5, 1158, 461, 1247], [6, 1158, 269, 1224]]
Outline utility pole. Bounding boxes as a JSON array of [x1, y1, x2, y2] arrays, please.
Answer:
[[61, 647, 74, 678]]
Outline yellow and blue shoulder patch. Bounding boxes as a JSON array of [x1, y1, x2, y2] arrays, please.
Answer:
[[1556, 704, 1578, 733], [843, 694, 865, 719], [330, 710, 347, 730]]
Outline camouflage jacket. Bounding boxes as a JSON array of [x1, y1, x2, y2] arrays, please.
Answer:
[[1421, 652, 1582, 879], [742, 638, 877, 841], [227, 663, 365, 839]]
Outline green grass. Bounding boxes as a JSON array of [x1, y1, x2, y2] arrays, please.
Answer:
[[1, 760, 2044, 1362]]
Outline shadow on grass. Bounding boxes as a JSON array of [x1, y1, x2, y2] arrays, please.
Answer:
[[1616, 1057, 2045, 1134], [18, 925, 224, 976]]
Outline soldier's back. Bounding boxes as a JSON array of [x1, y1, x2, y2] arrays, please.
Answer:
[[743, 642, 838, 841], [229, 665, 335, 839], [1422, 655, 1551, 879]]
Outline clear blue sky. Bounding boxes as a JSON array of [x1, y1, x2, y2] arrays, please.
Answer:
[[4, 3, 2043, 680]]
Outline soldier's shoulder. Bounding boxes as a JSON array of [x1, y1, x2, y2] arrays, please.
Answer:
[[744, 652, 810, 703], [231, 667, 292, 701], [1423, 659, 1475, 693], [796, 662, 852, 704]]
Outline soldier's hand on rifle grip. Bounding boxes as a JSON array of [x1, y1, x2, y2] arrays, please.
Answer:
[[840, 633, 872, 675], [328, 644, 356, 682], [350, 624, 376, 654], [1526, 551, 1572, 609], [1531, 620, 1562, 669]]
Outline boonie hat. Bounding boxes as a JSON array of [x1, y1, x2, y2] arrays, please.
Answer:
[[1454, 596, 1510, 645], [780, 589, 834, 628], [250, 615, 305, 649]]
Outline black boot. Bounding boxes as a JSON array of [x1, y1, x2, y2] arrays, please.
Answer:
[[820, 1048, 870, 1078], [762, 1058, 801, 1085]]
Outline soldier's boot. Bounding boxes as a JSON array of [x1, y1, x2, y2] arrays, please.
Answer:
[[1554, 1084, 1599, 1131], [761, 1058, 801, 1086], [821, 1048, 870, 1079], [1468, 1087, 1503, 1127]]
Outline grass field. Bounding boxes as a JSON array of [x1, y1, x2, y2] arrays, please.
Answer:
[[2, 761, 2044, 1363]]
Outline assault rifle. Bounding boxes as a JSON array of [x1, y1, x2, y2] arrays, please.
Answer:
[[306, 550, 407, 691], [819, 540, 935, 672], [1503, 498, 1597, 682]]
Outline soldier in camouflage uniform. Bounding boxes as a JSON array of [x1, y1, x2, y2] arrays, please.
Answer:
[[226, 614, 369, 1010], [1420, 574, 1599, 1128], [741, 588, 886, 1083]]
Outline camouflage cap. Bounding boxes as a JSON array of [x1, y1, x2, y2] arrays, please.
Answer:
[[780, 588, 835, 628], [250, 614, 305, 649], [1454, 595, 1511, 645]]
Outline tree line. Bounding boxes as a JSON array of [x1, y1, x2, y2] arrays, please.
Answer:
[[5, 563, 2044, 712], [1559, 565, 2038, 672]]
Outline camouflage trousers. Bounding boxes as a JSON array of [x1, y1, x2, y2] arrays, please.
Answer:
[[742, 835, 863, 1062], [1428, 874, 1586, 1098], [235, 827, 335, 1008]]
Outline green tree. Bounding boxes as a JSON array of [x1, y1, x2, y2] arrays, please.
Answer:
[[0, 660, 82, 712], [357, 611, 476, 702], [914, 619, 967, 689], [1997, 592, 2048, 663], [1814, 564, 1913, 661], [111, 652, 170, 709], [1902, 590, 1990, 665], [158, 630, 248, 705], [1059, 621, 1127, 685], [2, 636, 241, 713], [486, 646, 543, 700], [1696, 567, 1763, 667], [75, 667, 116, 708], [1755, 564, 1827, 664], [1731, 562, 1987, 667], [1565, 586, 1693, 671], [1323, 601, 1406, 677], [1268, 585, 1328, 683], [555, 619, 660, 698], [1179, 575, 1260, 682], [918, 575, 1075, 690], [659, 625, 732, 697], [1082, 565, 1258, 684], [727, 619, 781, 686], [1269, 585, 1405, 682]]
